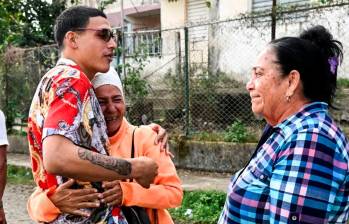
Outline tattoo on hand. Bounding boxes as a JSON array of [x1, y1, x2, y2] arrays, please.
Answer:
[[77, 148, 131, 176]]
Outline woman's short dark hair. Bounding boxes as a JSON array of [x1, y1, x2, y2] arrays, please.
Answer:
[[269, 25, 343, 107], [54, 6, 107, 49]]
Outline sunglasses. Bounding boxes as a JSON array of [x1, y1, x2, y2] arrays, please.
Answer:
[[74, 28, 117, 42]]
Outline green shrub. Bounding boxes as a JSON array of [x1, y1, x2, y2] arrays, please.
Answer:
[[7, 165, 33, 184], [190, 131, 225, 142], [223, 120, 248, 143], [337, 78, 349, 88], [121, 43, 150, 104], [169, 190, 226, 224], [188, 124, 259, 143]]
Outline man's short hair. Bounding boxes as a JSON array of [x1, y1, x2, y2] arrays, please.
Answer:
[[54, 6, 107, 49]]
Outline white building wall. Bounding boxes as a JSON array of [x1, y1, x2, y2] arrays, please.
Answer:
[[213, 5, 349, 82], [137, 0, 186, 89], [219, 0, 250, 19], [121, 1, 349, 90], [161, 0, 186, 29]]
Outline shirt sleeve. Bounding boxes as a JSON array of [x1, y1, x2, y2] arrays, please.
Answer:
[[269, 130, 347, 223], [42, 73, 90, 143], [27, 186, 61, 222], [0, 110, 9, 146], [120, 126, 183, 209]]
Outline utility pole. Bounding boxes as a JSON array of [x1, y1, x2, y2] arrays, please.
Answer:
[[121, 0, 126, 83], [271, 0, 277, 40]]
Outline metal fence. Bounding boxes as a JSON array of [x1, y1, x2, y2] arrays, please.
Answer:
[[122, 2, 349, 139], [1, 2, 349, 139], [123, 24, 267, 138], [0, 45, 59, 131]]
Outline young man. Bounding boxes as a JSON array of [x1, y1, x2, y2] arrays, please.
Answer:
[[27, 6, 158, 223], [28, 67, 183, 224], [0, 110, 8, 224]]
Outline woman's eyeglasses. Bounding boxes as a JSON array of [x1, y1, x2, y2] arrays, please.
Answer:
[[74, 28, 117, 42]]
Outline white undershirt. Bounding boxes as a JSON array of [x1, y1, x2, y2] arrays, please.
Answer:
[[0, 110, 8, 146]]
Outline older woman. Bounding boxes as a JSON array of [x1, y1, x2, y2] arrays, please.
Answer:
[[219, 25, 348, 223], [27, 67, 183, 224]]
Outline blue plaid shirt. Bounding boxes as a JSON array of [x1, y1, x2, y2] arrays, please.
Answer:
[[219, 102, 349, 224]]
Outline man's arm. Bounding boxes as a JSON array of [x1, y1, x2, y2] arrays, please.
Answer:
[[0, 145, 7, 224], [0, 146, 6, 200], [112, 127, 182, 208], [43, 135, 158, 188], [0, 110, 8, 224]]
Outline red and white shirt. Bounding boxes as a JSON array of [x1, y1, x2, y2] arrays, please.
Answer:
[[27, 58, 122, 223]]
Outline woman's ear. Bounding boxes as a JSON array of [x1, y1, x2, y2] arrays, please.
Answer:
[[286, 70, 301, 97]]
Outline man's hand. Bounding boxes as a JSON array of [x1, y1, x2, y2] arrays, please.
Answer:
[[129, 157, 158, 188], [0, 207, 6, 224], [148, 123, 174, 157], [49, 179, 100, 217], [100, 180, 122, 206]]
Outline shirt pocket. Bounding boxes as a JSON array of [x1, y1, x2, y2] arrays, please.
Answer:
[[238, 166, 270, 189], [251, 166, 270, 187]]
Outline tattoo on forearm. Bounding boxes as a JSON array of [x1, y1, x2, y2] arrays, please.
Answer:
[[77, 148, 131, 176]]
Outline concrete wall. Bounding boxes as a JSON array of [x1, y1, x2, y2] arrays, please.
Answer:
[[8, 135, 256, 173], [128, 14, 161, 30], [171, 139, 256, 173], [8, 136, 28, 154], [161, 0, 186, 29], [77, 0, 160, 14], [218, 0, 251, 20]]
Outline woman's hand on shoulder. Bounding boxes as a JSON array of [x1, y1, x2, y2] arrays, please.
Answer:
[[148, 123, 174, 157]]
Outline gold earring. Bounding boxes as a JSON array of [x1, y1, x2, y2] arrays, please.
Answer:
[[286, 95, 291, 102]]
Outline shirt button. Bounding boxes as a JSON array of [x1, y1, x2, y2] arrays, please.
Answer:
[[259, 175, 264, 180], [291, 215, 297, 221]]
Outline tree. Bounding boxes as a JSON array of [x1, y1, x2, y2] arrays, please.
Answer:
[[97, 0, 116, 11], [0, 0, 75, 131], [0, 0, 72, 48], [0, 0, 23, 49]]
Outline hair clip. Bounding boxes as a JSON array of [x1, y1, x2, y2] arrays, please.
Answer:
[[328, 56, 338, 75]]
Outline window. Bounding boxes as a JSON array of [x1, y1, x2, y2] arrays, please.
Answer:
[[124, 30, 161, 56]]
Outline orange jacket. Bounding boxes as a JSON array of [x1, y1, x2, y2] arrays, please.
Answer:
[[27, 118, 183, 224]]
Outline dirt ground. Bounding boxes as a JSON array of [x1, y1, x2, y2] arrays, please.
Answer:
[[3, 183, 35, 224], [1, 168, 231, 224]]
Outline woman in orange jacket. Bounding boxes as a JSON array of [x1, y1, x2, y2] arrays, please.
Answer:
[[27, 67, 183, 224]]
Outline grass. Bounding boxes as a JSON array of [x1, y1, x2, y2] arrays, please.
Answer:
[[169, 190, 226, 224], [189, 131, 226, 142], [189, 129, 259, 143], [7, 165, 34, 184], [337, 78, 349, 89]]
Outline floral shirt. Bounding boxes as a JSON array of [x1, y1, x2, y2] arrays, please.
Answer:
[[219, 102, 349, 224], [27, 58, 126, 224]]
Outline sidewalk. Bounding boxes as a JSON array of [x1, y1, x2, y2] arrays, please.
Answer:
[[7, 153, 231, 192]]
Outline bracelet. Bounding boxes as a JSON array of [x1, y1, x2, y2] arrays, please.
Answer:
[[0, 201, 3, 209]]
